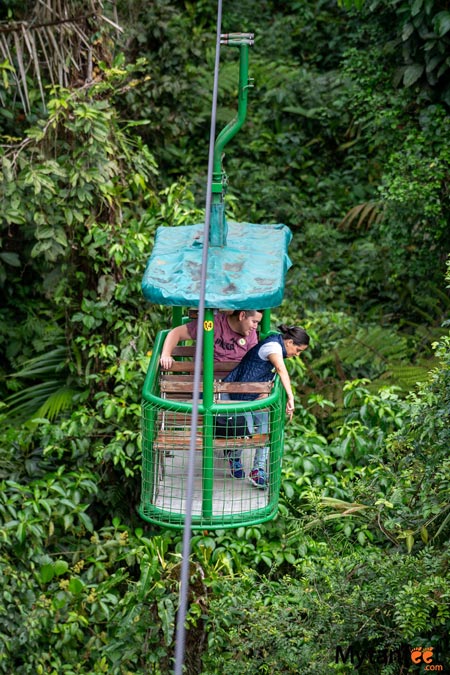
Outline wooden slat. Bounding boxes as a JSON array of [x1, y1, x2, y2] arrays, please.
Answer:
[[159, 412, 203, 425], [172, 345, 195, 357], [215, 381, 272, 394], [160, 374, 199, 383], [160, 374, 272, 391], [165, 360, 240, 373], [154, 431, 269, 450], [165, 361, 196, 372], [160, 380, 204, 394], [160, 380, 271, 397]]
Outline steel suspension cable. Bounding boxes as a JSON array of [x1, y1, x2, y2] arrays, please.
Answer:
[[172, 2, 223, 674]]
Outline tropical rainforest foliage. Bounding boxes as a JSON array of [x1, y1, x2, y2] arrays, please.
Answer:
[[0, 0, 449, 673]]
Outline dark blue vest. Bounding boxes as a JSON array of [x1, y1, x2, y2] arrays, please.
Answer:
[[224, 333, 287, 400]]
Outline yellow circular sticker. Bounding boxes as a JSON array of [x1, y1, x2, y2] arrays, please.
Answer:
[[204, 320, 214, 331]]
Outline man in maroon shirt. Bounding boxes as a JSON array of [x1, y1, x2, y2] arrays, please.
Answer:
[[159, 310, 263, 369]]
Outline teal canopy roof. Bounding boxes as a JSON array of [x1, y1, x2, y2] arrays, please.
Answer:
[[142, 221, 292, 309]]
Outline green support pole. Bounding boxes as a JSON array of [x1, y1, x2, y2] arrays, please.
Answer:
[[202, 308, 215, 519], [210, 35, 253, 247], [261, 308, 271, 338], [171, 306, 183, 328], [212, 43, 250, 183]]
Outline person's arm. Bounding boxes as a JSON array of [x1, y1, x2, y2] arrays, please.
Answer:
[[268, 352, 295, 420], [159, 324, 192, 369]]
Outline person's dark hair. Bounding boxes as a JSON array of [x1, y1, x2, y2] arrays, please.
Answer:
[[231, 309, 263, 317], [278, 324, 310, 346]]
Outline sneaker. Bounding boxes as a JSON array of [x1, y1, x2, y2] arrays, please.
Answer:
[[228, 457, 245, 479], [249, 468, 267, 489]]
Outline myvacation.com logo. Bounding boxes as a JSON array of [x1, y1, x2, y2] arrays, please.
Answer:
[[335, 643, 446, 671], [411, 647, 443, 671]]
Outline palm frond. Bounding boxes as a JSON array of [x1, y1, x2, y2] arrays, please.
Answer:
[[0, 0, 123, 113], [6, 380, 80, 422], [35, 386, 79, 420], [5, 342, 81, 422], [12, 345, 68, 378], [338, 201, 385, 231]]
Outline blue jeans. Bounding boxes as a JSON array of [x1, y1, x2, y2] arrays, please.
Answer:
[[220, 394, 269, 470]]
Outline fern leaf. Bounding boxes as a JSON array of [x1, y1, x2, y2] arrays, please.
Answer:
[[34, 387, 78, 421], [339, 201, 384, 231]]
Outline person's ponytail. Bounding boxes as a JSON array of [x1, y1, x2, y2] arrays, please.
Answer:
[[277, 324, 310, 346]]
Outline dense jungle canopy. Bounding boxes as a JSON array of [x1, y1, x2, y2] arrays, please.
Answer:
[[0, 1, 449, 673]]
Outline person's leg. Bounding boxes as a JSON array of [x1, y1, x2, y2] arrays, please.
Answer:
[[228, 410, 257, 478], [219, 392, 245, 478], [249, 411, 269, 488], [253, 445, 269, 470]]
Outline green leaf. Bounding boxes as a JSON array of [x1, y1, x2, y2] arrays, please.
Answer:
[[39, 563, 55, 584], [411, 0, 423, 17], [282, 481, 295, 499], [357, 530, 367, 545], [68, 577, 85, 595], [158, 597, 175, 646], [82, 315, 97, 330], [78, 511, 94, 532], [31, 240, 53, 256], [16, 522, 26, 543], [303, 458, 316, 473], [63, 514, 74, 530], [402, 23, 414, 42], [0, 252, 20, 267], [420, 526, 429, 544], [35, 225, 56, 239], [198, 536, 216, 549], [139, 557, 159, 600], [52, 591, 68, 610], [403, 64, 424, 87], [433, 11, 450, 37], [405, 533, 414, 553], [53, 228, 68, 246], [54, 560, 69, 576]]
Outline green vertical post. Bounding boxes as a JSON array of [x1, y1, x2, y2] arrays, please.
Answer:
[[269, 387, 285, 497], [261, 308, 271, 337], [202, 308, 215, 518], [143, 405, 156, 501], [171, 306, 183, 328]]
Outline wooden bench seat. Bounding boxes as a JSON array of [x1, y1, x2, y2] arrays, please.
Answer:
[[170, 345, 240, 378], [160, 344, 273, 400], [159, 374, 272, 398], [154, 347, 272, 451], [154, 431, 269, 450]]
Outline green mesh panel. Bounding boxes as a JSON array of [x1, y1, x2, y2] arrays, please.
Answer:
[[139, 395, 285, 530]]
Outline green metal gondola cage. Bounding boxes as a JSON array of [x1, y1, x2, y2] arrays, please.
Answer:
[[139, 33, 293, 530]]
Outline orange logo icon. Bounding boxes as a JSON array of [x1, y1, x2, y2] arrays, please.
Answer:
[[411, 647, 434, 664], [410, 647, 443, 671]]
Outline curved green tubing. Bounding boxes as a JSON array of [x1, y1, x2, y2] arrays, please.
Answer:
[[210, 41, 251, 247], [212, 43, 250, 184]]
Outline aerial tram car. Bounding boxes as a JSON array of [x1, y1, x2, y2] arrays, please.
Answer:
[[139, 33, 293, 530]]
